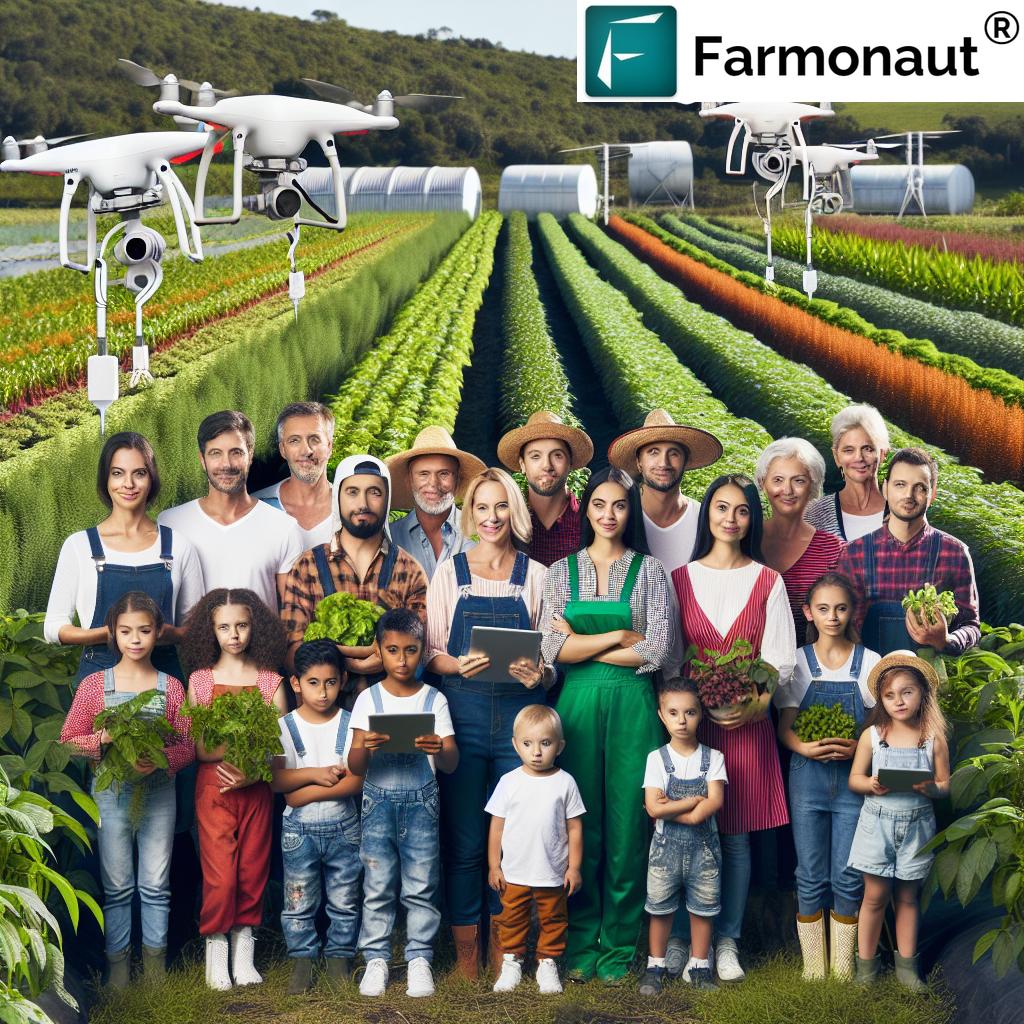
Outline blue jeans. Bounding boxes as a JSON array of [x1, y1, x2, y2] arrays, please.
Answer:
[[281, 814, 363, 959], [438, 679, 535, 925], [358, 780, 441, 963], [790, 756, 864, 916], [94, 776, 176, 955], [671, 831, 751, 942]]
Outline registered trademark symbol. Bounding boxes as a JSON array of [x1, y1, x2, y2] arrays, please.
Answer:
[[985, 11, 1019, 43]]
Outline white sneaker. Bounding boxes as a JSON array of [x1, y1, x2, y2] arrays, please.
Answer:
[[715, 937, 746, 982], [229, 926, 262, 986], [359, 958, 389, 996], [493, 954, 523, 992], [205, 934, 232, 991], [666, 938, 688, 980], [535, 958, 562, 995], [406, 957, 434, 998]]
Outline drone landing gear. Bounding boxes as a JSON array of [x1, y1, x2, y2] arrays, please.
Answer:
[[286, 225, 305, 321], [753, 175, 787, 285]]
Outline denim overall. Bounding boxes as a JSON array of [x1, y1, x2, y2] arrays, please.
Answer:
[[357, 683, 442, 963], [645, 744, 722, 919], [789, 645, 867, 916], [439, 550, 537, 926], [313, 542, 399, 596], [76, 525, 182, 685], [861, 531, 941, 656], [280, 708, 362, 959], [848, 730, 936, 881], [92, 669, 176, 955]]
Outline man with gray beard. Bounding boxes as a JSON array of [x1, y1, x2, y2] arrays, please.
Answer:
[[386, 427, 485, 580]]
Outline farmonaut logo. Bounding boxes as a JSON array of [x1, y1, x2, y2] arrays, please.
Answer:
[[584, 6, 677, 97]]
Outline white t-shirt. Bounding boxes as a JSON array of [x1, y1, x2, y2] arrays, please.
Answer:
[[44, 528, 206, 645], [643, 501, 699, 576], [841, 510, 884, 543], [157, 499, 304, 613], [775, 644, 880, 710], [642, 744, 728, 834], [278, 708, 353, 769], [349, 683, 455, 776], [484, 767, 586, 887], [252, 480, 334, 551]]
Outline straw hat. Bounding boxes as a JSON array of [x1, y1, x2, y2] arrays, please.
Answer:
[[866, 650, 940, 700], [384, 427, 487, 510], [607, 409, 724, 476], [497, 411, 594, 472]]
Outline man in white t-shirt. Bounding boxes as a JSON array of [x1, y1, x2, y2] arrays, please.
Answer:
[[607, 409, 724, 576], [253, 402, 335, 551], [158, 410, 304, 612]]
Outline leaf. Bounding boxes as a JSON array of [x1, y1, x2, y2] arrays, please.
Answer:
[[9, 709, 32, 748], [993, 929, 1016, 977], [73, 889, 103, 931], [935, 844, 962, 897]]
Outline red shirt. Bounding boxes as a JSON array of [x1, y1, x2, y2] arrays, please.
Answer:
[[528, 492, 581, 568]]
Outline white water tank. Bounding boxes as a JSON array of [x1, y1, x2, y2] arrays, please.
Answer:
[[498, 164, 598, 219], [293, 165, 482, 219], [850, 164, 975, 215], [628, 141, 695, 206]]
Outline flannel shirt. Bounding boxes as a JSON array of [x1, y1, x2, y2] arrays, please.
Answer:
[[835, 523, 980, 655], [528, 493, 582, 569]]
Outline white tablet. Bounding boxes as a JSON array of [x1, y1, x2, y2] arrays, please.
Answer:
[[468, 626, 543, 684]]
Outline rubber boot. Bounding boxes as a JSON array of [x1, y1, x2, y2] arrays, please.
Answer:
[[205, 933, 232, 991], [287, 958, 315, 995], [142, 945, 166, 981], [230, 925, 263, 986], [894, 951, 926, 992], [829, 912, 858, 982], [488, 916, 504, 977], [796, 911, 827, 981], [106, 948, 131, 990], [854, 955, 880, 987], [451, 924, 479, 980], [324, 957, 351, 984]]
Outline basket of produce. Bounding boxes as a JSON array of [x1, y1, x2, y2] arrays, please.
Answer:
[[686, 638, 780, 722]]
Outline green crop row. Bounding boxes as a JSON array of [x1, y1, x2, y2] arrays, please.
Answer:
[[535, 212, 773, 503], [668, 215, 1024, 381], [565, 213, 1024, 623], [0, 215, 469, 614], [632, 214, 1024, 411], [328, 211, 502, 467]]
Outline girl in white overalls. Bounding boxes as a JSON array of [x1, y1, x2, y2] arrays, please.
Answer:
[[847, 652, 950, 990]]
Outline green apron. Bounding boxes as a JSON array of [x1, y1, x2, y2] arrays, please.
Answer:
[[556, 550, 665, 980]]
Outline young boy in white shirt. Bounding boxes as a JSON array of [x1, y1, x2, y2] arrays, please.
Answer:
[[486, 705, 586, 995], [271, 640, 364, 994]]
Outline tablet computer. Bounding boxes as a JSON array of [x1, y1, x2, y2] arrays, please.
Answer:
[[367, 713, 435, 754], [877, 767, 934, 793], [469, 627, 543, 684]]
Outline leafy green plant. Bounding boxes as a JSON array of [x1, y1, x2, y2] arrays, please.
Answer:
[[793, 703, 858, 742], [183, 690, 283, 783], [686, 638, 780, 710], [304, 592, 385, 647], [903, 584, 958, 627]]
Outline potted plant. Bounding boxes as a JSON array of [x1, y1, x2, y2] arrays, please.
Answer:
[[686, 638, 779, 722]]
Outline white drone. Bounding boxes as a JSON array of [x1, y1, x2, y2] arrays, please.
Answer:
[[0, 130, 206, 429], [131, 62, 401, 317]]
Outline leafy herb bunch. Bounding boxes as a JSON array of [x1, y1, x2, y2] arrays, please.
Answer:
[[903, 583, 958, 626], [304, 592, 384, 647], [183, 689, 283, 783], [686, 639, 779, 710], [793, 702, 858, 743]]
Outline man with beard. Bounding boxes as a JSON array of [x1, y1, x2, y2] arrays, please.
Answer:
[[386, 427, 485, 580], [496, 412, 594, 568], [253, 402, 335, 550], [836, 446, 980, 655], [279, 454, 428, 687], [607, 410, 724, 575], [158, 410, 304, 612]]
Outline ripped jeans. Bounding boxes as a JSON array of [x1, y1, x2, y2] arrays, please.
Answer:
[[280, 812, 363, 959]]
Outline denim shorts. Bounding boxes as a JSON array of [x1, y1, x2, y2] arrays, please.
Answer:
[[645, 827, 721, 917], [847, 801, 936, 881]]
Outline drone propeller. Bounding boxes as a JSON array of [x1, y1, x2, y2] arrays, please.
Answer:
[[301, 78, 462, 114], [875, 129, 960, 140], [829, 139, 902, 150], [118, 59, 236, 102]]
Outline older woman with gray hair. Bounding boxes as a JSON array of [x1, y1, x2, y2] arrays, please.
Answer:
[[757, 437, 844, 647], [804, 405, 890, 543]]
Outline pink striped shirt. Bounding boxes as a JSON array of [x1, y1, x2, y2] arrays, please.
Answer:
[[781, 530, 845, 647]]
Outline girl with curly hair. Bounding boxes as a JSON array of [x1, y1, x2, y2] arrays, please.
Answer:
[[182, 588, 288, 990]]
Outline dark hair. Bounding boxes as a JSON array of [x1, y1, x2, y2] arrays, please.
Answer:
[[275, 402, 335, 445], [803, 572, 861, 644], [293, 639, 345, 680], [197, 410, 255, 455], [180, 588, 287, 672], [885, 447, 938, 490], [375, 607, 425, 647], [96, 432, 161, 509], [690, 474, 764, 563], [104, 590, 164, 653], [657, 675, 700, 700], [578, 467, 651, 554]]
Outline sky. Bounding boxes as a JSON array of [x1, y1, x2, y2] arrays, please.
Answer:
[[208, 0, 578, 58]]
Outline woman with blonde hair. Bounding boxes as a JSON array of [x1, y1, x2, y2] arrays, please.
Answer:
[[425, 467, 553, 979]]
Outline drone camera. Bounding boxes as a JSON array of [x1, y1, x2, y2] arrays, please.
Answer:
[[243, 184, 303, 221], [122, 259, 162, 296], [115, 224, 166, 264], [759, 148, 787, 175]]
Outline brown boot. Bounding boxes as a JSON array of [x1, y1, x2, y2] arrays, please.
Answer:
[[488, 916, 504, 977], [452, 924, 479, 980]]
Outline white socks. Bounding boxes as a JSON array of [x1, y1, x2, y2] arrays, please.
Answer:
[[647, 956, 667, 968]]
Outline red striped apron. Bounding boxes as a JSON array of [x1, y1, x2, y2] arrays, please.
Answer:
[[673, 564, 790, 835]]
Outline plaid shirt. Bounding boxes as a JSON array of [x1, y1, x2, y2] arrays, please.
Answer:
[[528, 493, 582, 568], [280, 534, 428, 650], [835, 523, 980, 655]]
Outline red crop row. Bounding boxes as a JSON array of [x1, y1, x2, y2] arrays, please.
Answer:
[[608, 216, 1024, 482]]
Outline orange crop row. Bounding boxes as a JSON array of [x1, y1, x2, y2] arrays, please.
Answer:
[[608, 216, 1024, 483]]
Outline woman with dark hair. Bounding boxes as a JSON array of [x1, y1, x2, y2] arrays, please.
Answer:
[[540, 466, 676, 984], [670, 474, 796, 983], [45, 431, 205, 685]]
